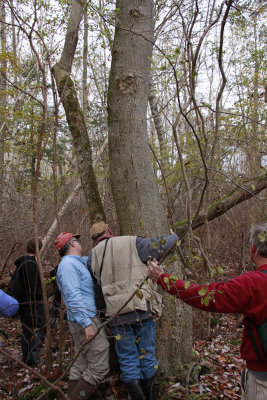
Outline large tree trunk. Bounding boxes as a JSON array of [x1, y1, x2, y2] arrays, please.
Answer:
[[53, 0, 105, 223], [107, 0, 192, 373]]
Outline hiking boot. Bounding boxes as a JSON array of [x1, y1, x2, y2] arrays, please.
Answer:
[[126, 380, 145, 400], [69, 378, 97, 399], [141, 374, 156, 399], [68, 380, 78, 395]]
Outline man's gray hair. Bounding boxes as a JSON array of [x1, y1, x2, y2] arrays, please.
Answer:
[[59, 239, 74, 258], [250, 223, 267, 258]]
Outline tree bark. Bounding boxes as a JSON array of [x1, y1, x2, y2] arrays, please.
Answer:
[[108, 0, 192, 373], [149, 82, 167, 167], [53, 0, 105, 223]]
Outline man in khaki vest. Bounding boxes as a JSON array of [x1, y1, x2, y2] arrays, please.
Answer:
[[87, 221, 178, 400]]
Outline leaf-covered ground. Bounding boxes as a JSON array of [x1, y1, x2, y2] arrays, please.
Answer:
[[0, 311, 245, 399]]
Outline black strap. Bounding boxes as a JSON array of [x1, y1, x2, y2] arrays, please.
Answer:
[[246, 269, 267, 362], [88, 239, 110, 283], [247, 317, 263, 362], [99, 239, 109, 284]]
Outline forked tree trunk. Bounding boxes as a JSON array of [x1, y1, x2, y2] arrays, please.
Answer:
[[53, 0, 105, 224], [107, 0, 192, 373]]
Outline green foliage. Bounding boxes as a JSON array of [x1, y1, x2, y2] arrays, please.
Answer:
[[168, 255, 177, 263], [184, 281, 191, 289], [211, 265, 224, 278], [136, 288, 143, 300], [230, 339, 240, 346], [198, 286, 208, 296], [169, 274, 178, 283], [200, 289, 216, 307], [258, 231, 267, 242]]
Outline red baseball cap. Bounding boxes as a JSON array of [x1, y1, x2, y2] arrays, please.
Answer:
[[55, 232, 80, 250]]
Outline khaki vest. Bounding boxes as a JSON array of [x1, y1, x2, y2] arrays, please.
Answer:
[[91, 236, 162, 317]]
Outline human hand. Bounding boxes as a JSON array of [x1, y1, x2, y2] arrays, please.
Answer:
[[170, 228, 174, 234], [85, 324, 95, 341], [148, 258, 165, 282]]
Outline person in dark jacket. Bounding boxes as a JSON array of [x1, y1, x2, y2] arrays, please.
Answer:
[[87, 221, 178, 400], [148, 223, 267, 400], [14, 238, 46, 366], [48, 265, 61, 329]]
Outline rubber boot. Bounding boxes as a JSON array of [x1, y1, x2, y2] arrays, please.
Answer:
[[27, 349, 39, 366], [68, 380, 78, 395], [69, 378, 98, 400], [126, 380, 145, 400], [21, 335, 29, 364], [140, 375, 156, 400]]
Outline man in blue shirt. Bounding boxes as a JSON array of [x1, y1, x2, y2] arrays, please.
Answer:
[[55, 232, 109, 400]]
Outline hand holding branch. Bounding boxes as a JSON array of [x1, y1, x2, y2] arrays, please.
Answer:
[[148, 258, 165, 282]]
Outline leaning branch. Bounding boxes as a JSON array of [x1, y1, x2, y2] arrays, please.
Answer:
[[175, 172, 267, 236]]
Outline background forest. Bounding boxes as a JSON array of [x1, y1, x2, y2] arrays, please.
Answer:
[[0, 0, 266, 398]]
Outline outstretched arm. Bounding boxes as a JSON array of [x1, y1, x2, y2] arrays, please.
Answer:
[[0, 290, 19, 317], [137, 230, 179, 263], [148, 259, 254, 315]]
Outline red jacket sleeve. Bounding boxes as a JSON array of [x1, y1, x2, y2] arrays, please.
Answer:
[[157, 272, 256, 314]]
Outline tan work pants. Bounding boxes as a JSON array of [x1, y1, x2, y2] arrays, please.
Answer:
[[68, 316, 109, 386], [241, 368, 267, 400]]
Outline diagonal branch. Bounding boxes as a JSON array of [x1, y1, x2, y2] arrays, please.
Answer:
[[176, 173, 267, 236]]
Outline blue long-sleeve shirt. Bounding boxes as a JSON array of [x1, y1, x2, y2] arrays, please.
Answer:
[[0, 289, 19, 347], [0, 289, 19, 317], [57, 255, 97, 328]]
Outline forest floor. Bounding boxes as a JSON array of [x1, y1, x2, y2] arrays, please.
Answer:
[[0, 309, 245, 400]]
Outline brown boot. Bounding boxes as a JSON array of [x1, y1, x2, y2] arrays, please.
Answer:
[[68, 380, 78, 395], [69, 378, 97, 400]]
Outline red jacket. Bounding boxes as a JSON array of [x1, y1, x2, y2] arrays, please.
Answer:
[[157, 264, 267, 371]]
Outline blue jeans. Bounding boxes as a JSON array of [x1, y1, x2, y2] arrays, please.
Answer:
[[111, 318, 158, 383]]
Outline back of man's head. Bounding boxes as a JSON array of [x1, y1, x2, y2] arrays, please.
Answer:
[[55, 232, 81, 257], [27, 238, 43, 255], [250, 223, 267, 258], [90, 221, 114, 243]]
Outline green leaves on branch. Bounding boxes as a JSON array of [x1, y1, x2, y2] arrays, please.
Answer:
[[258, 231, 267, 243], [184, 281, 191, 289], [136, 288, 143, 300], [211, 265, 224, 278], [198, 286, 208, 296], [169, 275, 178, 283]]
